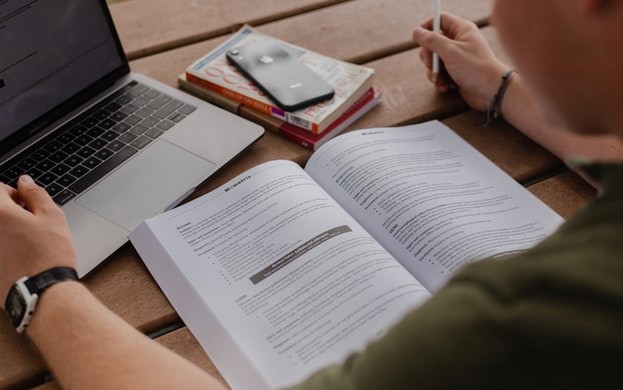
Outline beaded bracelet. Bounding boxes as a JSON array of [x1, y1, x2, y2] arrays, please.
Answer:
[[486, 69, 517, 126]]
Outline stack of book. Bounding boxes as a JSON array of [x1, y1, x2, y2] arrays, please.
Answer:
[[179, 26, 380, 150]]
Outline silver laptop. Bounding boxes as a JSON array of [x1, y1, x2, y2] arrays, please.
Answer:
[[0, 0, 264, 277]]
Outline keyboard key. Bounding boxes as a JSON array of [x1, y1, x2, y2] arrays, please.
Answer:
[[51, 163, 71, 176], [95, 148, 114, 161], [107, 140, 125, 152], [113, 122, 131, 133], [145, 128, 163, 139], [18, 158, 37, 170], [131, 136, 152, 149], [143, 89, 161, 99], [168, 113, 186, 123], [127, 84, 149, 97], [83, 157, 102, 169], [75, 134, 94, 146], [130, 124, 149, 135], [57, 174, 77, 187], [131, 97, 149, 107], [24, 168, 43, 179], [135, 107, 154, 118], [105, 102, 122, 112], [53, 190, 76, 206], [45, 183, 63, 197], [69, 125, 88, 136], [61, 143, 80, 154], [33, 149, 51, 160], [99, 119, 117, 129], [179, 104, 197, 115], [102, 130, 120, 141], [64, 155, 84, 167], [77, 146, 96, 158], [93, 110, 109, 121], [147, 94, 172, 110], [156, 120, 174, 131], [69, 166, 88, 178], [120, 104, 140, 115], [3, 167, 21, 179], [87, 127, 106, 138], [38, 172, 58, 186], [141, 116, 159, 127], [125, 115, 141, 126], [36, 159, 55, 172], [49, 151, 69, 163], [57, 132, 75, 144], [118, 132, 137, 143], [111, 111, 128, 122], [69, 146, 138, 194], [89, 138, 108, 149], [81, 117, 99, 128], [44, 141, 63, 153], [115, 95, 132, 105], [154, 99, 183, 119]]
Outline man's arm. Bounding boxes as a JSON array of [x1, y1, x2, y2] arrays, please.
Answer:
[[27, 281, 225, 390], [412, 13, 623, 165], [0, 176, 225, 390]]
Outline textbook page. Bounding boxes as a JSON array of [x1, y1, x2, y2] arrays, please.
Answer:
[[130, 160, 430, 390], [306, 121, 564, 292]]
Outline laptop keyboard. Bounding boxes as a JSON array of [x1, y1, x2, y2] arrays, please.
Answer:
[[0, 81, 197, 206]]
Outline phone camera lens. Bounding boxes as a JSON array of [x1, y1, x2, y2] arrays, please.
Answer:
[[229, 49, 240, 56]]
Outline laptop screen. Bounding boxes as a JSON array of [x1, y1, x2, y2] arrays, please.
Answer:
[[0, 0, 126, 153]]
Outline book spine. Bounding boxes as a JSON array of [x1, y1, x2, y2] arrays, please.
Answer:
[[186, 72, 276, 117], [178, 74, 378, 152], [277, 88, 377, 150], [186, 72, 321, 133]]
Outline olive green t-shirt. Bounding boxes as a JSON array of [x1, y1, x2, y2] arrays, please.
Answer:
[[288, 164, 623, 389]]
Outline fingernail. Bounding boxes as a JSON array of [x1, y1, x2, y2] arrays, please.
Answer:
[[413, 27, 426, 39], [19, 175, 34, 184]]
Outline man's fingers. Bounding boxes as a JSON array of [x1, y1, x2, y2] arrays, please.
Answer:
[[17, 175, 57, 215], [0, 183, 19, 206], [420, 13, 478, 38], [413, 26, 453, 59], [419, 47, 433, 70]]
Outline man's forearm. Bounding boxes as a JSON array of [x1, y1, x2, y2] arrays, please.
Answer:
[[502, 75, 623, 165], [27, 281, 226, 390]]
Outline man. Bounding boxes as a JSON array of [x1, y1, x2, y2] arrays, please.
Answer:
[[2, 0, 623, 388]]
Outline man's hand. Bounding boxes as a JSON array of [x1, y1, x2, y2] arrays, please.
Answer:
[[0, 175, 76, 307], [413, 12, 509, 112]]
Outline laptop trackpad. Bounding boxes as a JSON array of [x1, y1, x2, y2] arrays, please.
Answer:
[[76, 140, 216, 231]]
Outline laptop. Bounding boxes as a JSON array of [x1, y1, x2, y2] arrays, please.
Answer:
[[0, 0, 264, 277]]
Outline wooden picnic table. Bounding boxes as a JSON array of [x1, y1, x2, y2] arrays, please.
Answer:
[[0, 1, 597, 389]]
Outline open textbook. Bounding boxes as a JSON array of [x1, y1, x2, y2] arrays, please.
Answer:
[[129, 121, 563, 390]]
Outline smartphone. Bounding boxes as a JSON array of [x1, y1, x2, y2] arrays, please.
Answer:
[[226, 39, 335, 111]]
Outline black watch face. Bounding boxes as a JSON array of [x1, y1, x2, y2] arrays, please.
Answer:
[[6, 288, 26, 327]]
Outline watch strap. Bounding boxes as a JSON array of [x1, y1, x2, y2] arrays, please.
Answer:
[[4, 267, 79, 333], [24, 267, 79, 295]]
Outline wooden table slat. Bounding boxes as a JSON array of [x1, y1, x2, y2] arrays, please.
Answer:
[[111, 0, 354, 60]]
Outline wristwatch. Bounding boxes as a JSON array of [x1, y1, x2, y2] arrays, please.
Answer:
[[5, 267, 79, 333]]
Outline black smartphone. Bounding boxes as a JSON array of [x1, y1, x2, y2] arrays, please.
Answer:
[[226, 39, 335, 111]]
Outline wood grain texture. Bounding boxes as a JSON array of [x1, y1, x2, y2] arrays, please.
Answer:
[[127, 0, 493, 87], [110, 0, 353, 60], [529, 171, 597, 219]]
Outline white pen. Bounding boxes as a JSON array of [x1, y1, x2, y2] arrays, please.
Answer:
[[432, 0, 442, 82]]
